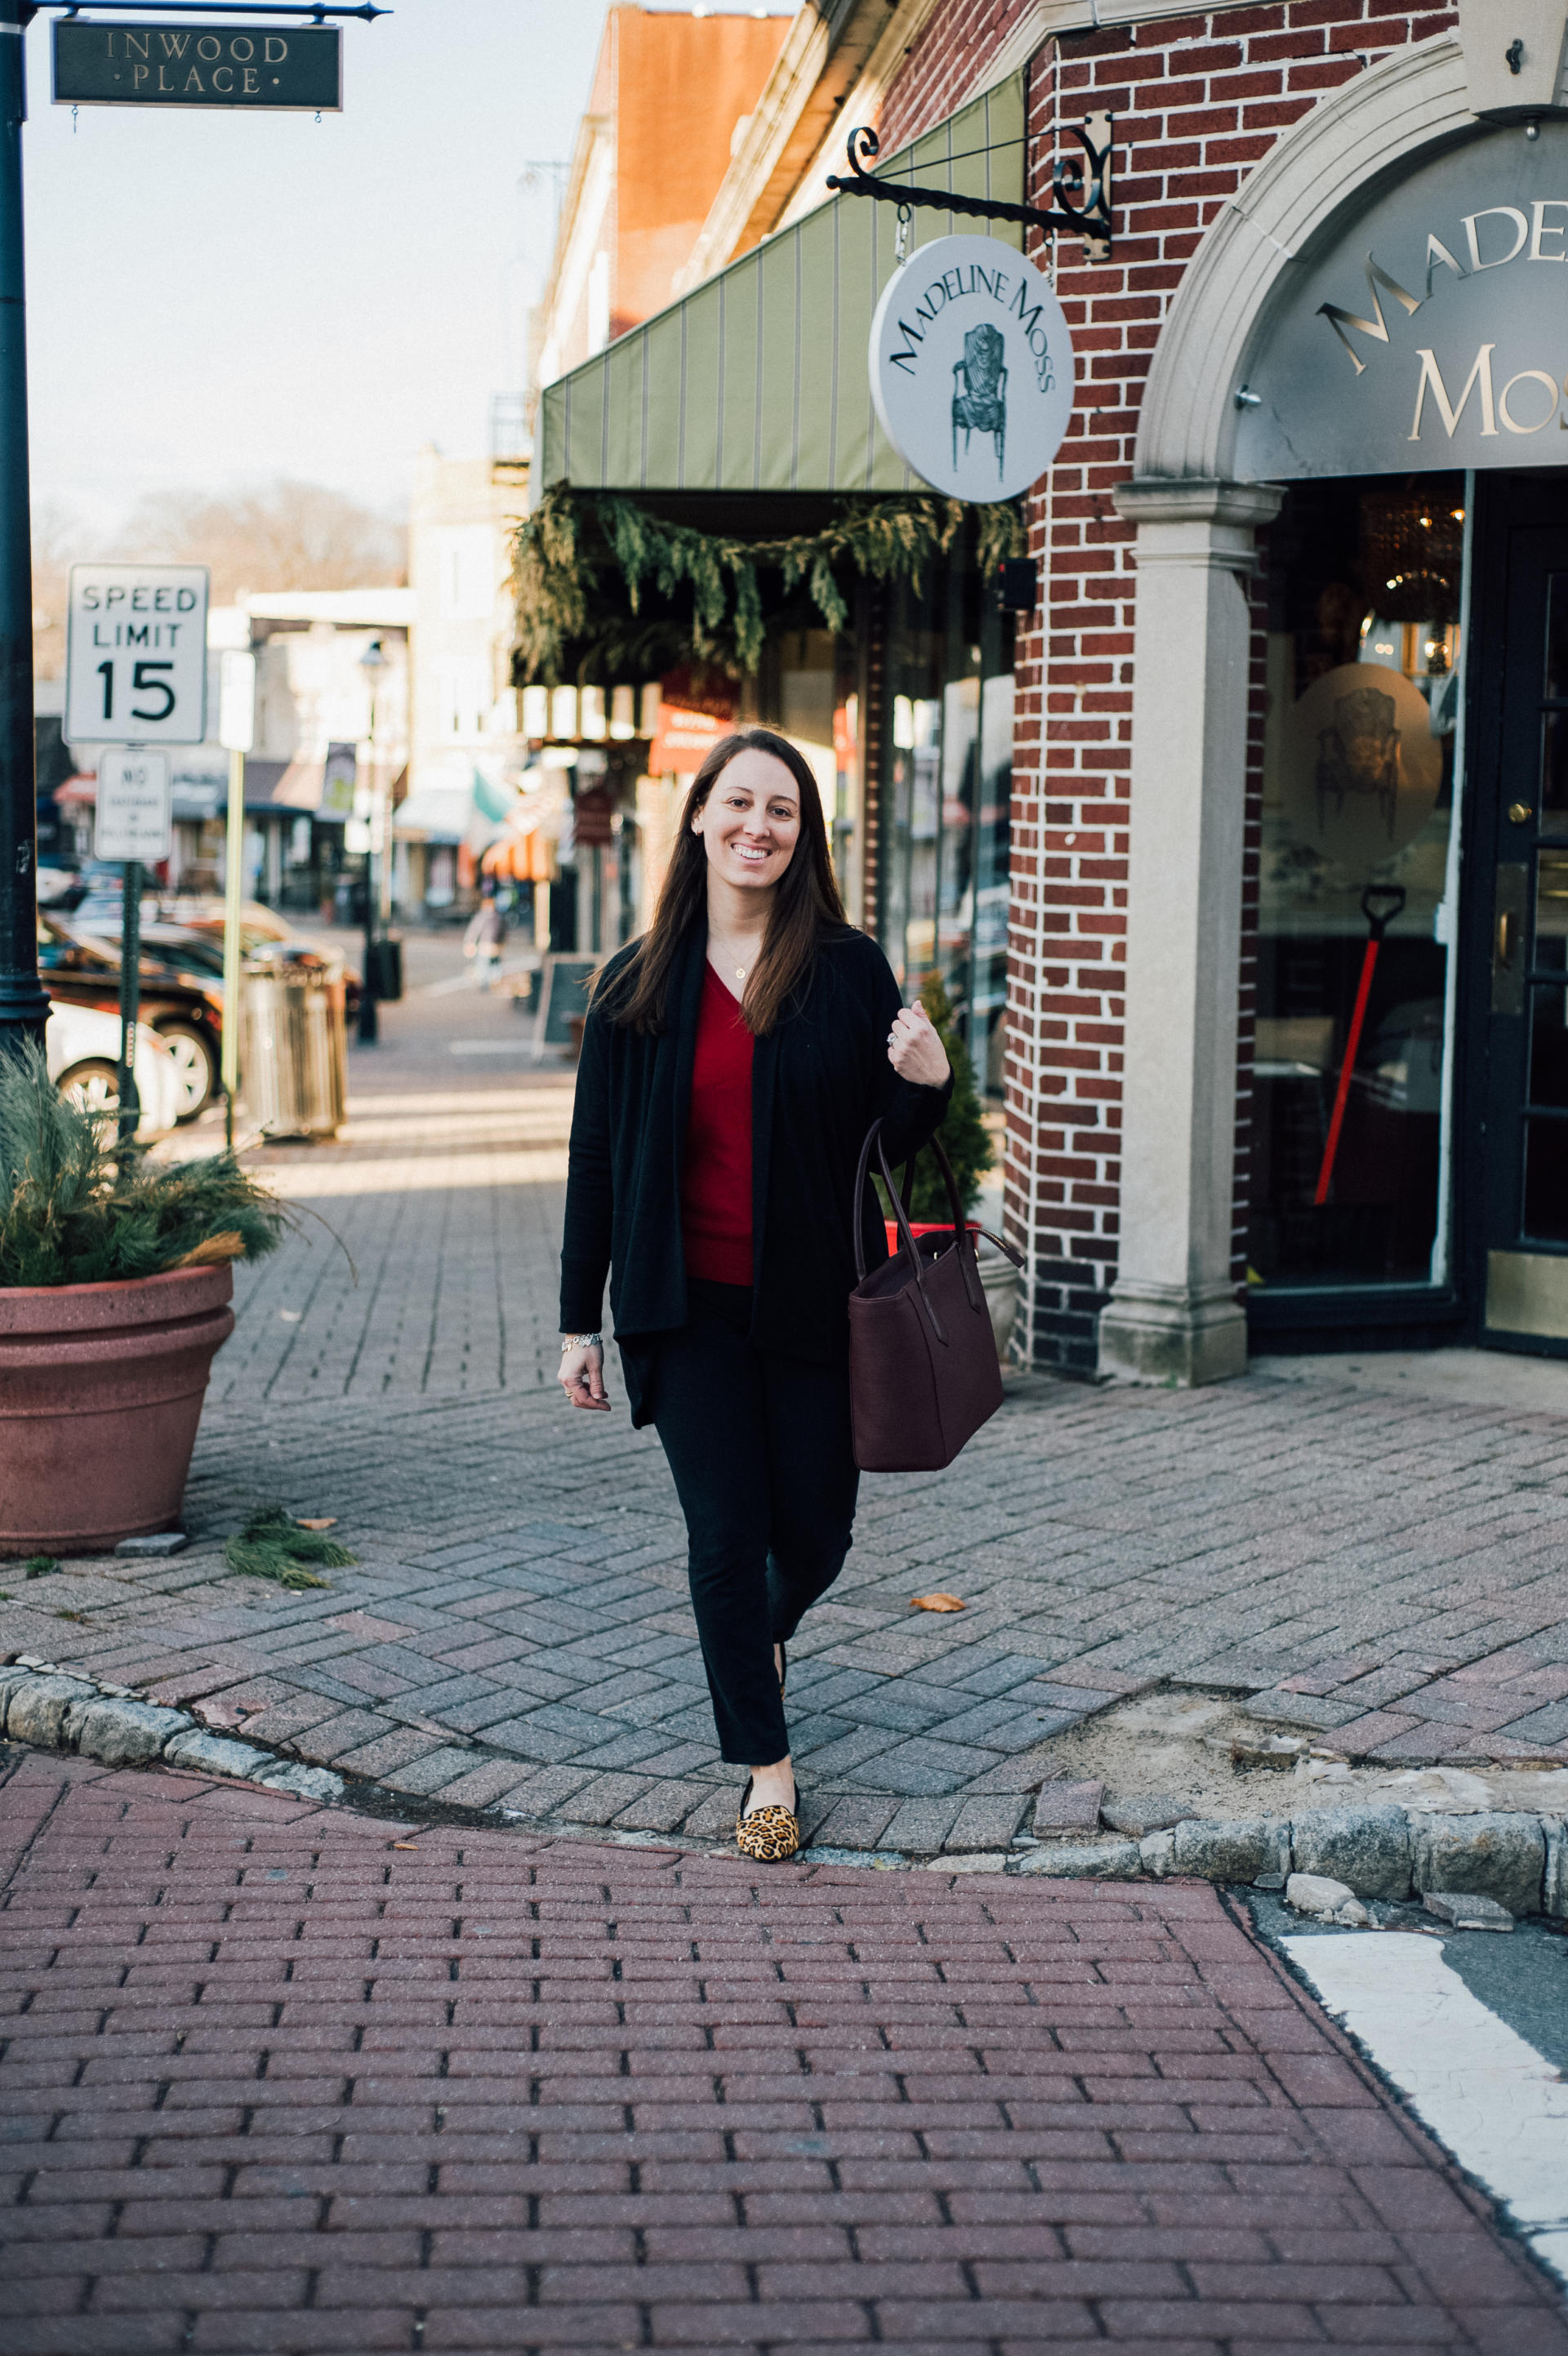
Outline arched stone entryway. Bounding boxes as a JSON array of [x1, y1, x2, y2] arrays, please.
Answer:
[[1095, 29, 1517, 1383]]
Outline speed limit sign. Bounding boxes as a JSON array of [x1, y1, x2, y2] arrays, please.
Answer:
[[65, 563, 209, 745]]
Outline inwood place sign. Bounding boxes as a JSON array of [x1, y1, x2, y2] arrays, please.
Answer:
[[1237, 119, 1568, 478], [870, 234, 1075, 502], [53, 20, 341, 112]]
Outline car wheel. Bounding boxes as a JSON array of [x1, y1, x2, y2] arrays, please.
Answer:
[[58, 1059, 121, 1118], [153, 1021, 217, 1120]]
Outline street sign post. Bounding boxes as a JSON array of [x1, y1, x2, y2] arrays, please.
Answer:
[[94, 748, 173, 1143], [96, 748, 172, 864], [0, 2, 385, 1072], [0, 0, 49, 1064], [114, 855, 145, 1146], [217, 648, 256, 1148], [66, 563, 210, 748], [53, 20, 344, 113]]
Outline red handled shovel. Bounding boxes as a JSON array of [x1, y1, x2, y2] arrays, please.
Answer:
[[1313, 884, 1406, 1207]]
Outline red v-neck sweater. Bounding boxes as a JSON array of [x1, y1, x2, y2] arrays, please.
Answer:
[[681, 961, 755, 1287]]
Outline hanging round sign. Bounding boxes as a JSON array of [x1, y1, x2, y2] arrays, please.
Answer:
[[868, 234, 1074, 502]]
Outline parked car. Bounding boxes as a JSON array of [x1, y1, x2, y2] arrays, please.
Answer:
[[136, 898, 363, 1020], [67, 863, 152, 926], [37, 915, 223, 1124], [36, 861, 85, 911], [44, 1001, 184, 1141]]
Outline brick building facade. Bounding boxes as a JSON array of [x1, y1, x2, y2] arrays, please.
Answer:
[[534, 1, 1568, 1380], [869, 3, 1464, 1376]]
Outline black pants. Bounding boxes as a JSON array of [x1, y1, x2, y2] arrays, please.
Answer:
[[648, 1280, 858, 1765]]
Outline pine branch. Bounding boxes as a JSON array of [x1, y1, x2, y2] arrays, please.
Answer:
[[510, 484, 1023, 688]]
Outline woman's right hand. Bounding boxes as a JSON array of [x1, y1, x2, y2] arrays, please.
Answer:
[[559, 1342, 612, 1412]]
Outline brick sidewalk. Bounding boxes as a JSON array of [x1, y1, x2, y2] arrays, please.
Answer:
[[3, 960, 1567, 1850], [216, 945, 570, 1405], [2, 1746, 1563, 2356]]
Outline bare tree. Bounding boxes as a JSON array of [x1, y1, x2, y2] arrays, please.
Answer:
[[30, 497, 82, 684], [114, 479, 408, 604], [29, 478, 407, 681]]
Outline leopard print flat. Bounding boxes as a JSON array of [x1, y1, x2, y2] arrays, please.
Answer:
[[736, 1775, 800, 1863]]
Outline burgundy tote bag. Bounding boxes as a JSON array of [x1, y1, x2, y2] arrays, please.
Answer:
[[846, 1118, 1022, 1473]]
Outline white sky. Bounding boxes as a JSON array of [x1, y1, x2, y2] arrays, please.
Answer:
[[21, 2, 795, 541]]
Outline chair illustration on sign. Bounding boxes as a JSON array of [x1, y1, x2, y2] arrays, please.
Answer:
[[951, 324, 1007, 480]]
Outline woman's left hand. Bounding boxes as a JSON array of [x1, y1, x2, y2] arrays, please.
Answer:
[[887, 1003, 951, 1089]]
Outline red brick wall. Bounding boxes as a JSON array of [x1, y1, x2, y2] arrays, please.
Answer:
[[878, 1, 1459, 1371]]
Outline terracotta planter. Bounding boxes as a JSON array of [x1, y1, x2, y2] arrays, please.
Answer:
[[0, 1265, 234, 1557]]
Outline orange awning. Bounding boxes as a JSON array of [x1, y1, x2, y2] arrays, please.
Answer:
[[481, 829, 551, 882]]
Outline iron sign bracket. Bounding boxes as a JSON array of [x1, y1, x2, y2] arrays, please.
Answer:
[[826, 114, 1114, 261]]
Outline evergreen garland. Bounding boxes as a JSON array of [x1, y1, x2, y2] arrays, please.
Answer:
[[513, 483, 1024, 688]]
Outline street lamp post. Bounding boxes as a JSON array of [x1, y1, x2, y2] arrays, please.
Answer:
[[0, 0, 50, 1067], [356, 635, 387, 1046]]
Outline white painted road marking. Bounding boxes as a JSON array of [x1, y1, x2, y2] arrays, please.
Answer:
[[1283, 1932, 1568, 2288]]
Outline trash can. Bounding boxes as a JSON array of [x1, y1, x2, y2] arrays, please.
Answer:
[[368, 937, 403, 1003], [239, 949, 348, 1139]]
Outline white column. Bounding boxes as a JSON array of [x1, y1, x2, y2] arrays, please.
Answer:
[[1097, 478, 1282, 1388]]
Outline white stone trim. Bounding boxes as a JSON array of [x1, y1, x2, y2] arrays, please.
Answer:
[[1096, 480, 1281, 1389], [1135, 33, 1475, 482], [673, 0, 942, 294], [777, 0, 948, 234], [1458, 0, 1568, 116]]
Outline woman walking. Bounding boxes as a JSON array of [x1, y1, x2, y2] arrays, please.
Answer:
[[558, 728, 951, 1861]]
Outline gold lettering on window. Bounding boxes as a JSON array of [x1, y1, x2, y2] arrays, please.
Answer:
[[1499, 369, 1560, 432], [1410, 344, 1498, 439], [1462, 207, 1530, 269], [1530, 201, 1568, 262]]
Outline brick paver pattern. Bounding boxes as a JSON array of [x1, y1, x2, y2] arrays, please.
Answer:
[[3, 966, 1567, 1849], [2, 1747, 1564, 2355]]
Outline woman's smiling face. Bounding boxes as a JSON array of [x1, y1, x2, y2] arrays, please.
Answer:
[[691, 748, 802, 893]]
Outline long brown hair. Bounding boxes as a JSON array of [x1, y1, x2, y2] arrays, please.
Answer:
[[596, 728, 847, 1035]]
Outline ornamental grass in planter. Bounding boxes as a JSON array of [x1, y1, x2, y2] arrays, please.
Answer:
[[0, 1044, 285, 1557]]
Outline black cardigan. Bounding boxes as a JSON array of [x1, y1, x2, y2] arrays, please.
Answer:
[[560, 921, 953, 1423]]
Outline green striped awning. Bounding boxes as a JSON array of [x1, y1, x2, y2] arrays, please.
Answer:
[[533, 73, 1025, 502]]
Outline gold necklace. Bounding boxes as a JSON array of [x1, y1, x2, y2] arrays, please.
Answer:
[[713, 937, 753, 985]]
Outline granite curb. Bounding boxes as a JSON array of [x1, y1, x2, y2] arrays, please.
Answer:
[[4, 1653, 1565, 1918]]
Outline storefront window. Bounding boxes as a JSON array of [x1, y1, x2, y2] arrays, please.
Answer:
[[642, 553, 1013, 1093], [747, 621, 866, 924], [879, 564, 1013, 1095], [1250, 474, 1467, 1290]]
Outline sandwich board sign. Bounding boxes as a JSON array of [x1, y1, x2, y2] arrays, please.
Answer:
[[95, 750, 173, 866], [53, 21, 343, 112], [65, 564, 209, 746]]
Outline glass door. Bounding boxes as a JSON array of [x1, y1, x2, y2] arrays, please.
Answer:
[[877, 551, 1013, 1093], [1476, 512, 1568, 1347], [1250, 476, 1466, 1306]]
